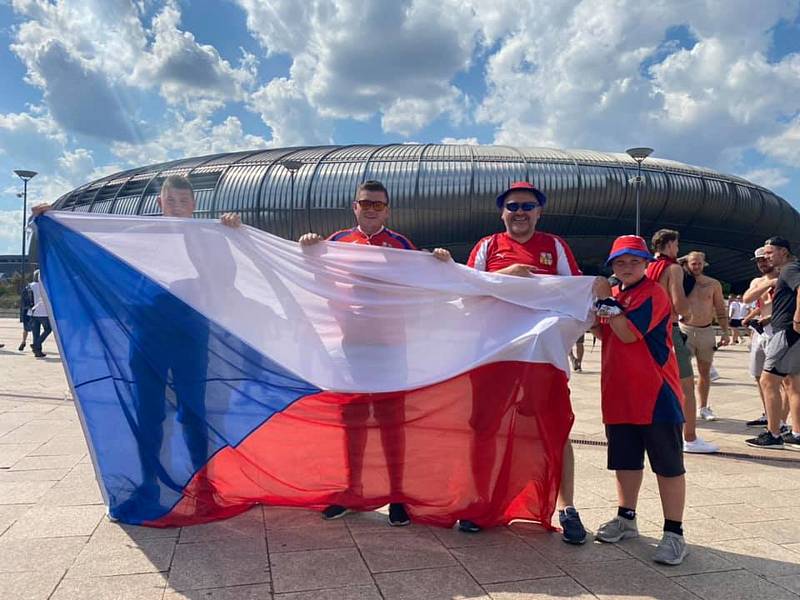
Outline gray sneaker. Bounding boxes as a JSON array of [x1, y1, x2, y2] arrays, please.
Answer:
[[596, 515, 639, 543], [653, 531, 688, 565]]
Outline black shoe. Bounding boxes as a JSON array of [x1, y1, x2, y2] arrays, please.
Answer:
[[388, 503, 410, 527], [779, 424, 791, 435], [321, 504, 350, 520], [559, 507, 587, 544], [745, 431, 785, 449], [746, 415, 768, 428], [18, 342, 25, 351], [782, 432, 800, 450], [33, 351, 46, 358], [458, 519, 481, 533]]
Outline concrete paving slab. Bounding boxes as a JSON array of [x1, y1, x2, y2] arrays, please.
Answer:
[[483, 575, 596, 599], [0, 536, 87, 572], [614, 535, 737, 577], [429, 523, 520, 548], [354, 528, 456, 573], [0, 504, 32, 536], [91, 519, 180, 544], [178, 506, 265, 544], [267, 519, 354, 552], [0, 480, 56, 504], [66, 537, 176, 578], [51, 573, 168, 600], [374, 566, 488, 600], [263, 506, 325, 530], [275, 585, 380, 600], [10, 453, 83, 471], [705, 537, 800, 577], [672, 569, 798, 600], [0, 570, 65, 600], [166, 583, 273, 599], [0, 442, 41, 468], [563, 557, 698, 599], [450, 540, 563, 584], [3, 504, 104, 539], [521, 532, 630, 564], [270, 547, 372, 594], [168, 538, 270, 591]]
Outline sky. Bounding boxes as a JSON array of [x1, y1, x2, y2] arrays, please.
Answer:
[[1, 0, 799, 254]]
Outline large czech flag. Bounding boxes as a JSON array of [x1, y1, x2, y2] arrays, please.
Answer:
[[35, 212, 593, 529]]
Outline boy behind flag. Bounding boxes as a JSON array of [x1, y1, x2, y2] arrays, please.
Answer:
[[593, 235, 688, 566]]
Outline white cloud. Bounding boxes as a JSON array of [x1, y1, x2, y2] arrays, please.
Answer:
[[473, 0, 800, 172], [248, 78, 333, 147], [0, 209, 24, 255], [9, 0, 257, 141], [757, 114, 800, 168], [740, 167, 791, 190], [441, 136, 479, 145], [132, 3, 257, 106], [111, 111, 271, 166], [237, 0, 478, 137]]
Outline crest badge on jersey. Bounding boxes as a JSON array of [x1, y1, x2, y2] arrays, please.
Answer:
[[539, 252, 553, 266]]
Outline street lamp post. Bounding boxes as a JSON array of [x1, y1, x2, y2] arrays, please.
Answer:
[[625, 147, 653, 237], [281, 160, 303, 240], [14, 169, 37, 284]]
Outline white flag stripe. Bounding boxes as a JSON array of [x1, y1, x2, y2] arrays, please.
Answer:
[[50, 212, 594, 393]]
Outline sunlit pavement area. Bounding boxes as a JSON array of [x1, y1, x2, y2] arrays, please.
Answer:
[[1, 317, 799, 600]]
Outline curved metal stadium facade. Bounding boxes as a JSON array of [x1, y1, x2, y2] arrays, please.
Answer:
[[51, 144, 799, 288]]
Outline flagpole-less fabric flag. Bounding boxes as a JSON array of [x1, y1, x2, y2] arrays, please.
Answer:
[[35, 212, 594, 529]]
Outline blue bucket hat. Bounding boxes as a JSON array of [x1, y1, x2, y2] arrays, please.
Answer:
[[496, 181, 547, 208]]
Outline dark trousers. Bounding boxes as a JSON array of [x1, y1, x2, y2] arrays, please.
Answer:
[[31, 316, 52, 351], [129, 330, 209, 491]]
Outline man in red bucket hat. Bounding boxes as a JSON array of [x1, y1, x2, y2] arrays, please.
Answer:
[[464, 181, 585, 542], [593, 235, 688, 566]]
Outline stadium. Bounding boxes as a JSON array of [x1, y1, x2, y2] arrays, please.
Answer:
[[49, 144, 800, 288]]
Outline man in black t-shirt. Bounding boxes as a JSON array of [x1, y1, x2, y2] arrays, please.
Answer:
[[745, 236, 800, 450]]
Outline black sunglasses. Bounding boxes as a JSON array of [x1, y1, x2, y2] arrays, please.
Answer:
[[504, 202, 539, 212]]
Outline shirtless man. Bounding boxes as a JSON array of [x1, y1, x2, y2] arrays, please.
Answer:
[[742, 247, 789, 429], [679, 251, 731, 421], [646, 230, 717, 453]]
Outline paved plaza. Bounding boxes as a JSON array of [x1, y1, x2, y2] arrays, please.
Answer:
[[1, 317, 799, 599]]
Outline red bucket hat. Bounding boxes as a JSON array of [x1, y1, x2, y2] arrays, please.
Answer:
[[495, 181, 547, 208], [606, 235, 654, 265]]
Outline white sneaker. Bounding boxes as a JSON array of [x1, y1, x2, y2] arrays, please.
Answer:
[[699, 407, 716, 421], [709, 366, 720, 382], [653, 531, 688, 565], [683, 437, 719, 454]]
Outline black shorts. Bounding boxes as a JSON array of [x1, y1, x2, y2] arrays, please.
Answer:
[[730, 319, 743, 328], [605, 423, 685, 477]]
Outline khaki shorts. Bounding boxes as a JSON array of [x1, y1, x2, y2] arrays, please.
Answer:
[[679, 323, 716, 363], [672, 324, 694, 379]]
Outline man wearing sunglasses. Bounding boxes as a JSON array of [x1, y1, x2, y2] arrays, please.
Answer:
[[299, 180, 451, 527], [463, 181, 586, 544]]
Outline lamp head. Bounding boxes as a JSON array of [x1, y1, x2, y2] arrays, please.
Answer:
[[625, 147, 653, 163], [14, 169, 38, 181], [281, 160, 303, 173]]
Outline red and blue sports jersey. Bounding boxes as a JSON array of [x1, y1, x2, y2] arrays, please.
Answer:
[[599, 276, 684, 425], [468, 232, 582, 275], [328, 226, 416, 250]]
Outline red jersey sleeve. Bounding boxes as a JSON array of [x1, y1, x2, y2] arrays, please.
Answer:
[[552, 235, 582, 275]]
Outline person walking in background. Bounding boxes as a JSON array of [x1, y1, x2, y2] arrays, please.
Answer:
[[745, 237, 800, 450], [646, 230, 717, 453], [18, 280, 34, 351], [29, 270, 52, 358], [679, 251, 731, 421]]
